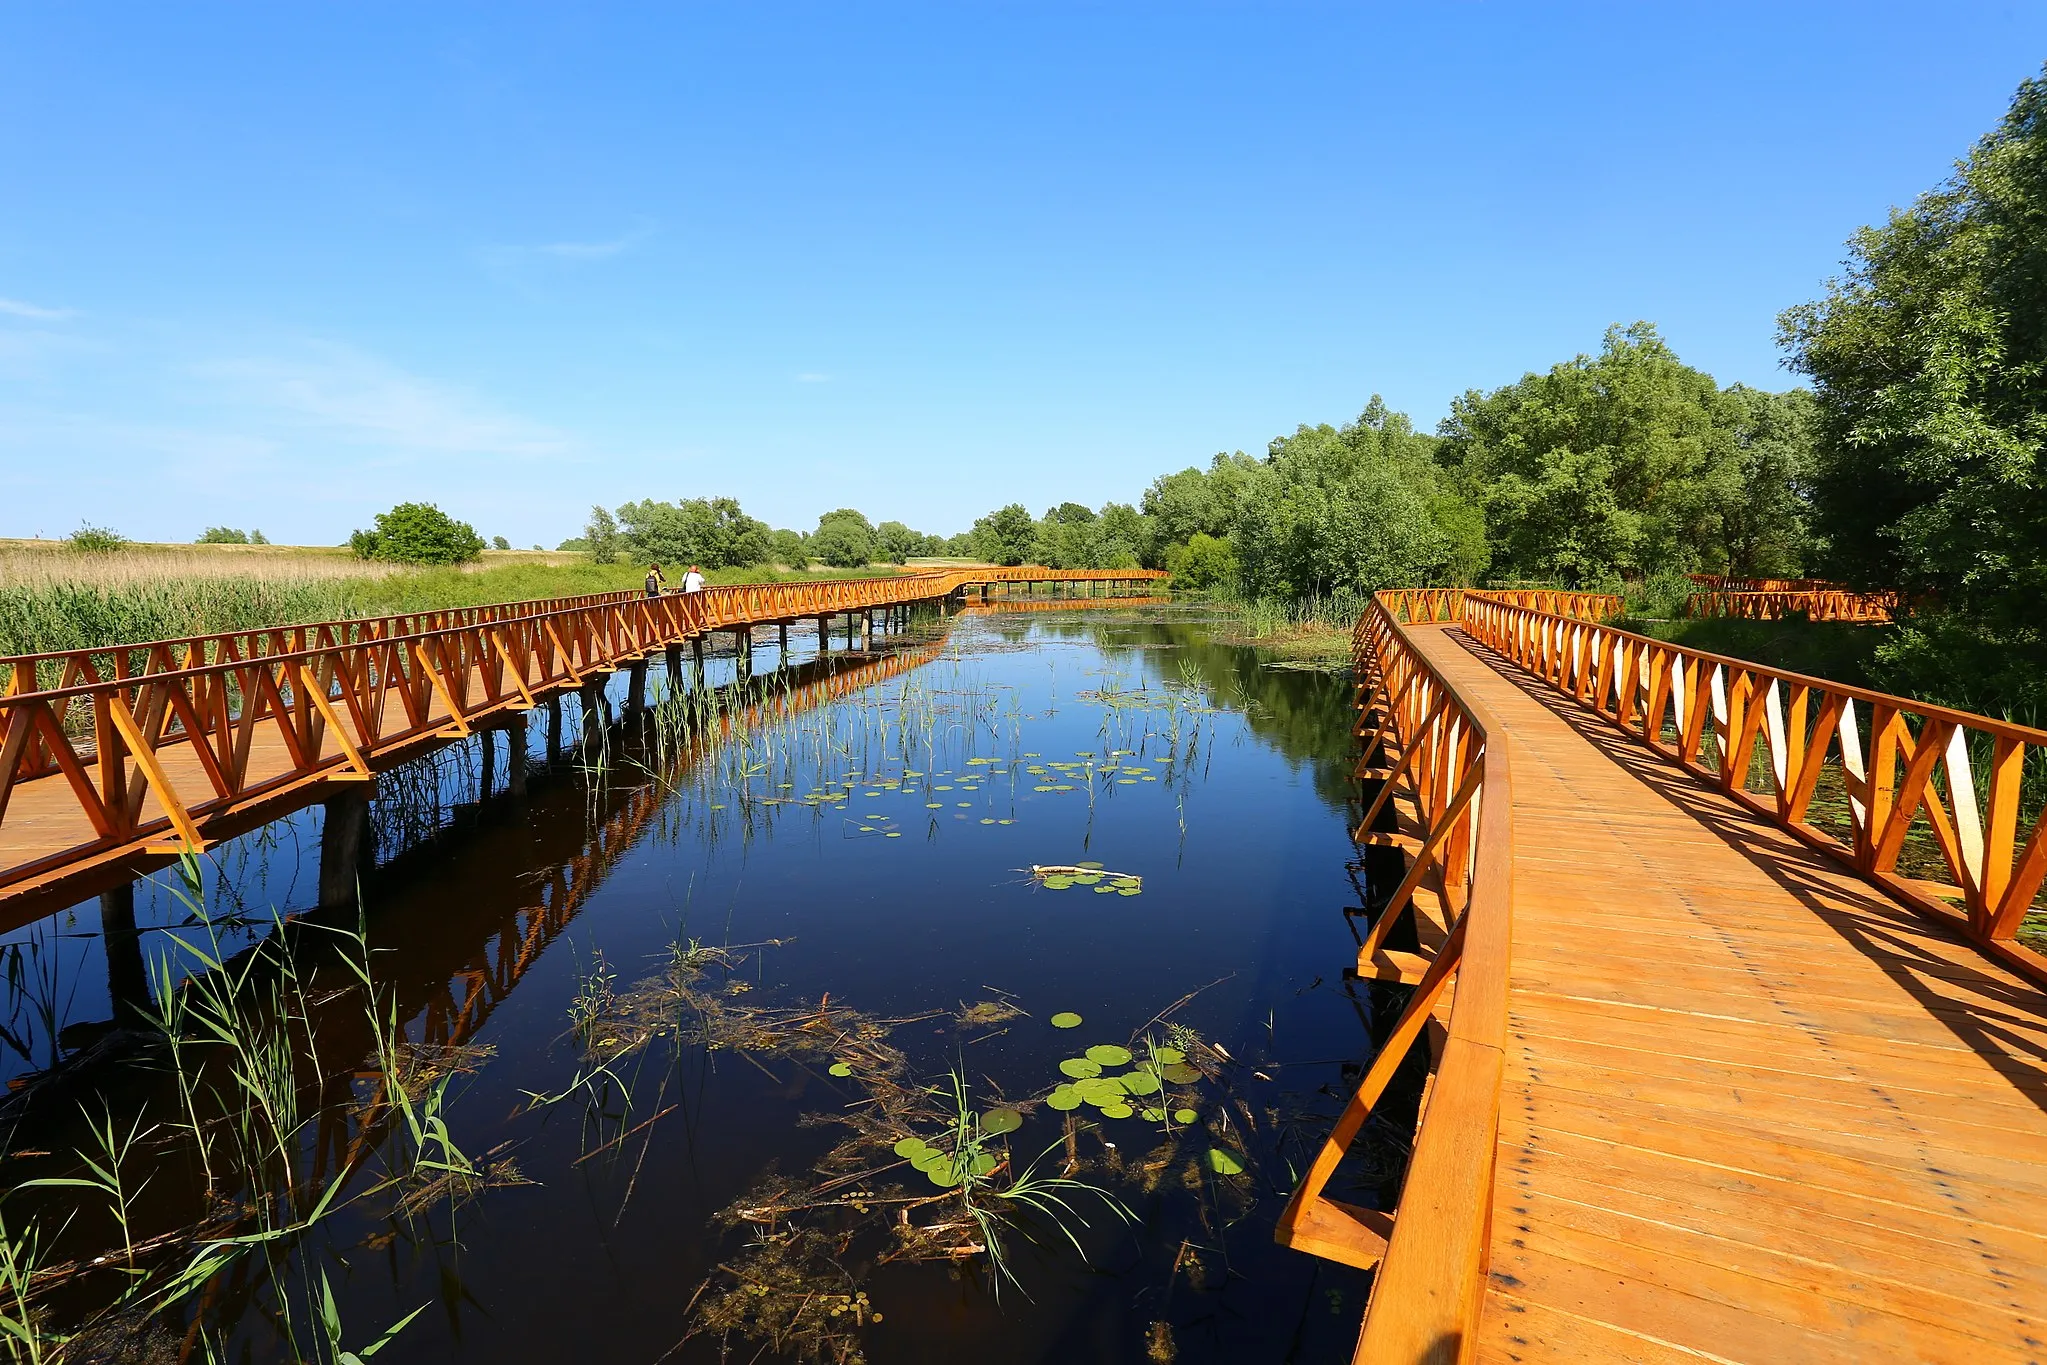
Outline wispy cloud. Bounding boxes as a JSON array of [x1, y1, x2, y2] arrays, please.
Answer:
[[480, 221, 656, 277], [0, 297, 79, 321], [191, 343, 570, 459]]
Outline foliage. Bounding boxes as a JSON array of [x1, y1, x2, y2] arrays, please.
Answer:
[[348, 503, 485, 565], [1139, 453, 1263, 565], [491, 535, 510, 551], [616, 496, 773, 568], [810, 509, 876, 567], [1161, 533, 1236, 592], [968, 504, 1036, 565], [1438, 324, 1805, 585], [1234, 397, 1482, 597], [195, 527, 249, 544], [582, 506, 620, 563], [1778, 63, 2047, 714], [65, 524, 127, 554], [771, 527, 810, 568]]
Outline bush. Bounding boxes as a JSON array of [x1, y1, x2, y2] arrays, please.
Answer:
[[810, 510, 876, 567], [196, 527, 250, 544], [68, 523, 128, 553], [491, 535, 511, 551], [1163, 533, 1238, 592], [348, 503, 485, 565]]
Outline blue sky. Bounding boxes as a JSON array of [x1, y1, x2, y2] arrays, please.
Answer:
[[2, 4, 2043, 548]]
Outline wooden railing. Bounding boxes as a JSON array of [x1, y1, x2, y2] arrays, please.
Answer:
[[1462, 596, 2047, 981], [1686, 574, 1844, 592], [1274, 589, 1514, 1359], [0, 567, 1164, 902], [1684, 588, 1901, 623]]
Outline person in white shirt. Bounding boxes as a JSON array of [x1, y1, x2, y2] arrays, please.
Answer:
[[682, 565, 706, 593]]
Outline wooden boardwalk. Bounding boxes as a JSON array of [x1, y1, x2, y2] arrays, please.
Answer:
[[1407, 622, 2047, 1363]]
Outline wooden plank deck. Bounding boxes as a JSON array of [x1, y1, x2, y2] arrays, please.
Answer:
[[1403, 623, 2047, 1365]]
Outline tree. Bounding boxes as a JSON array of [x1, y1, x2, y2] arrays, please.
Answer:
[[249, 529, 269, 545], [196, 527, 249, 544], [491, 535, 511, 551], [349, 503, 485, 565], [1437, 324, 1796, 584], [968, 504, 1036, 565], [1139, 453, 1269, 567], [874, 520, 921, 564], [614, 497, 773, 568], [584, 506, 621, 564], [771, 528, 810, 569], [1781, 64, 2047, 627], [1714, 387, 1816, 578], [810, 509, 876, 567], [1163, 533, 1237, 591]]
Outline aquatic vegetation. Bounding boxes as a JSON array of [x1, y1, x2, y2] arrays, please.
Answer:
[[1029, 862, 1144, 895]]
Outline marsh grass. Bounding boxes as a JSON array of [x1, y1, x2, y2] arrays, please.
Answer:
[[0, 852, 493, 1360], [0, 541, 900, 665]]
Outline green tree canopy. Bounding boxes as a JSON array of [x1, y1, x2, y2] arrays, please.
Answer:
[[810, 508, 876, 567], [1437, 323, 1811, 585], [349, 503, 485, 565], [1780, 65, 2047, 624], [196, 527, 249, 544], [615, 497, 773, 568], [969, 504, 1036, 565]]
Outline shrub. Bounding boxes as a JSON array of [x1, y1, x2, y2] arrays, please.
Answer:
[[348, 503, 485, 565], [492, 535, 511, 551], [1162, 533, 1237, 592], [196, 527, 250, 544], [68, 523, 128, 553]]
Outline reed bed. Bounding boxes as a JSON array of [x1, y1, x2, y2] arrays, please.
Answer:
[[0, 543, 894, 661]]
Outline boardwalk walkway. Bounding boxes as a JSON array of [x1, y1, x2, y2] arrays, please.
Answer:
[[1408, 622, 2047, 1363]]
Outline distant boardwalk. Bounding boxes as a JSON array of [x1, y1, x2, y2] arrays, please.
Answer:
[[1282, 592, 2047, 1364]]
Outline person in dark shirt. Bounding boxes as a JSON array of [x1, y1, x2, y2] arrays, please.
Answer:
[[645, 563, 667, 597]]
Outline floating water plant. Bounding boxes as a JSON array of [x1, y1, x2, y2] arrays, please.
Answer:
[[1027, 864, 1143, 895], [1049, 1011, 1084, 1028]]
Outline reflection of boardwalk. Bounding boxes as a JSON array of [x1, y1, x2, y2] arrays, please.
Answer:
[[1408, 623, 2047, 1363]]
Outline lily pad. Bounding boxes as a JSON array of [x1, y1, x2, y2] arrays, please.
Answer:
[[1121, 1071, 1162, 1096], [971, 1151, 1001, 1177], [1085, 1044, 1134, 1067], [1049, 1012, 1084, 1029], [1151, 1046, 1186, 1065], [1207, 1148, 1246, 1176], [1100, 1103, 1134, 1119], [1075, 861, 1104, 870], [828, 1062, 854, 1078], [926, 1161, 965, 1188], [1046, 1087, 1083, 1111], [1117, 886, 1142, 897], [893, 1137, 930, 1158], [1094, 885, 1115, 893], [982, 1108, 1023, 1136], [1058, 1057, 1102, 1079], [1140, 1107, 1167, 1122], [1161, 1062, 1203, 1085], [1173, 1109, 1199, 1125], [1042, 877, 1073, 890]]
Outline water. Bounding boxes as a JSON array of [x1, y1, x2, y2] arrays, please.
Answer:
[[1, 604, 1405, 1364]]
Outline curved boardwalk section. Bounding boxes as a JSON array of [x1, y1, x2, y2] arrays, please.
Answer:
[[1408, 622, 2047, 1363]]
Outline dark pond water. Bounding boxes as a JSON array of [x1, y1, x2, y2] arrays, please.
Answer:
[[2, 604, 1409, 1365]]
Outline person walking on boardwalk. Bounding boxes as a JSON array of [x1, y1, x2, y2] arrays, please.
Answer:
[[644, 562, 667, 597], [683, 564, 706, 594]]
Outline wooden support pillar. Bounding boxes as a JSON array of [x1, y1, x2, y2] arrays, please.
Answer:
[[818, 616, 832, 651], [319, 785, 375, 911], [846, 614, 857, 650], [666, 642, 684, 685], [546, 694, 562, 763], [507, 715, 528, 797], [779, 622, 789, 662], [100, 881, 151, 1026], [627, 657, 649, 715], [580, 678, 605, 738], [692, 636, 707, 679]]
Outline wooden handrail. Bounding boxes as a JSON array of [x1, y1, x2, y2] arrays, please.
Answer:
[[1275, 590, 1514, 1361], [1683, 588, 1901, 623], [1460, 595, 2047, 981]]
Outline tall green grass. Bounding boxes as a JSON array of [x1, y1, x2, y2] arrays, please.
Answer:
[[0, 551, 899, 662]]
